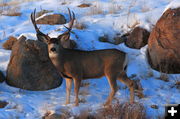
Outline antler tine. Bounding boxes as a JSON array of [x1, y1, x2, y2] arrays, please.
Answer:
[[31, 9, 39, 33], [62, 8, 75, 33], [69, 11, 75, 30], [68, 8, 72, 20], [31, 9, 50, 42]]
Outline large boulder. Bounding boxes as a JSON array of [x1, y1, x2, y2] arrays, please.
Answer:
[[147, 8, 180, 73], [36, 14, 66, 25], [125, 27, 150, 49], [6, 36, 62, 90]]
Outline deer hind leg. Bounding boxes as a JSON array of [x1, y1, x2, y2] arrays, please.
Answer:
[[104, 75, 118, 106], [73, 78, 81, 106], [117, 71, 134, 104], [65, 78, 72, 105]]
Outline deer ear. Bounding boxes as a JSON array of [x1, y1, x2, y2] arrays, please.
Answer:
[[58, 33, 70, 42], [37, 33, 50, 44]]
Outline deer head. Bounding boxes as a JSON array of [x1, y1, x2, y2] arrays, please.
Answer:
[[31, 8, 75, 58]]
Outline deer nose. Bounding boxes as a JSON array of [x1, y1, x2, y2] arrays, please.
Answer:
[[51, 48, 56, 52]]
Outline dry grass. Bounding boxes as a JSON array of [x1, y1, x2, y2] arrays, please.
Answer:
[[0, 1, 21, 16], [86, 3, 104, 16], [0, 0, 41, 16], [141, 6, 150, 13], [127, 18, 140, 29], [80, 82, 90, 87], [100, 102, 146, 119], [157, 73, 169, 82], [44, 101, 165, 119], [73, 20, 87, 30], [108, 3, 121, 14], [73, 101, 146, 119], [141, 0, 150, 13], [126, 0, 140, 29], [147, 70, 154, 77]]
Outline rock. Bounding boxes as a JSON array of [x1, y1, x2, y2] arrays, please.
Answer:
[[98, 35, 109, 42], [147, 8, 180, 73], [2, 36, 17, 50], [6, 36, 62, 90], [0, 101, 8, 108], [36, 14, 66, 25], [125, 27, 150, 49], [0, 71, 5, 82], [77, 3, 91, 8], [113, 33, 129, 45], [36, 10, 53, 18], [151, 105, 158, 109]]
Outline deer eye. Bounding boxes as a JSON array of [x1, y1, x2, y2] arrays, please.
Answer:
[[51, 48, 56, 52]]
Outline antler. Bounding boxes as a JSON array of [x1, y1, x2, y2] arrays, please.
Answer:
[[63, 8, 75, 34], [31, 9, 50, 42]]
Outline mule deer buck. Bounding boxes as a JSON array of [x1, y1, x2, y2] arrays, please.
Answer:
[[31, 9, 76, 49], [31, 9, 135, 106]]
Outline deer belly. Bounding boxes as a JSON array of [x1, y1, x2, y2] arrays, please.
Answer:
[[82, 64, 104, 79]]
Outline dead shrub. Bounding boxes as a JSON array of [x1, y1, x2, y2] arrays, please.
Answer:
[[98, 101, 146, 119], [73, 101, 146, 119], [2, 36, 17, 50]]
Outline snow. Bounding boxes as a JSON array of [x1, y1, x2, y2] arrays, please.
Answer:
[[0, 0, 180, 118], [164, 0, 180, 12]]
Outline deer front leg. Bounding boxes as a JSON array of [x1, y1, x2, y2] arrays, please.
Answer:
[[73, 78, 81, 106], [65, 78, 72, 105]]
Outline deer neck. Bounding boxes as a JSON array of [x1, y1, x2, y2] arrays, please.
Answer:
[[49, 49, 64, 73]]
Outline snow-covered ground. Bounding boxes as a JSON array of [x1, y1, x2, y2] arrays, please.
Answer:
[[0, 0, 180, 118]]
